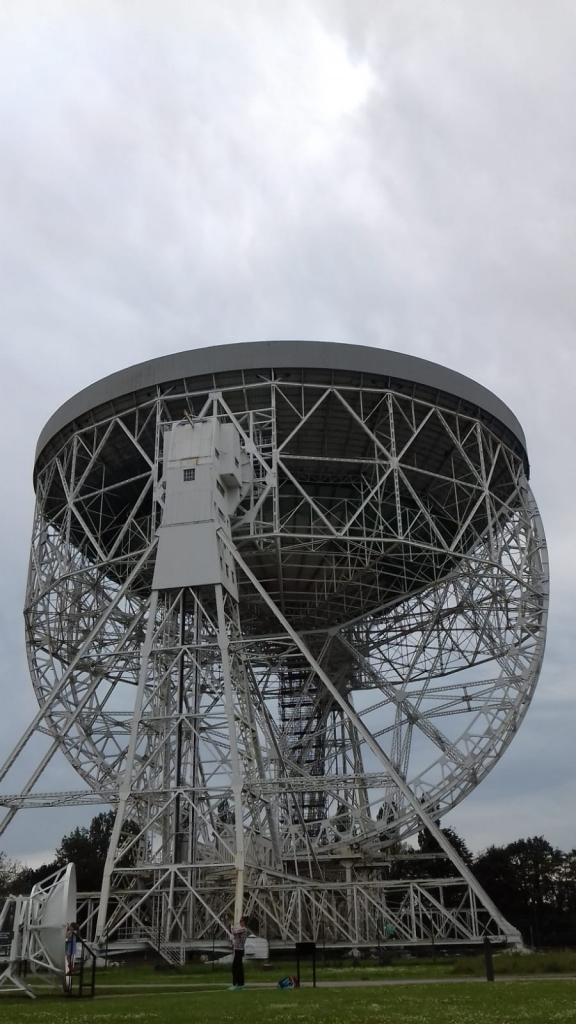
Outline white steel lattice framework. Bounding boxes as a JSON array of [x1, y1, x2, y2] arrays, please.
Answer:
[[0, 343, 549, 956]]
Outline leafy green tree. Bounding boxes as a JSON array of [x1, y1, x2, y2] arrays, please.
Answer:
[[9, 858, 59, 895], [556, 848, 576, 914], [507, 836, 564, 945], [507, 836, 563, 903], [474, 843, 520, 912], [53, 810, 140, 891], [54, 810, 117, 890], [475, 836, 566, 945]]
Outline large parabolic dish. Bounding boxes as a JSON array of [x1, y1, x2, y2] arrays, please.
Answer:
[[24, 340, 548, 948]]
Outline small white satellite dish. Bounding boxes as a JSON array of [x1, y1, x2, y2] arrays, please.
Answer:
[[32, 861, 77, 972], [0, 862, 77, 999]]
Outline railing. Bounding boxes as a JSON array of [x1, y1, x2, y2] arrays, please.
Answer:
[[64, 936, 96, 998]]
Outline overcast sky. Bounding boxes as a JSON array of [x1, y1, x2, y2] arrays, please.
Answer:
[[0, 1, 574, 866]]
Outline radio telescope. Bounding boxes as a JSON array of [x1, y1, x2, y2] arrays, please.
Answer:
[[0, 863, 76, 998], [0, 341, 548, 957]]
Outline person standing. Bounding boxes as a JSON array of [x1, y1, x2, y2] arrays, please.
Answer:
[[230, 916, 248, 989], [64, 921, 79, 992], [65, 922, 79, 972]]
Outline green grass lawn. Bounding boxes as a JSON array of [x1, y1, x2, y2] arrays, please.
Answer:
[[1, 980, 576, 1023]]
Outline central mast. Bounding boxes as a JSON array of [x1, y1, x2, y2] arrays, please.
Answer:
[[96, 399, 261, 951]]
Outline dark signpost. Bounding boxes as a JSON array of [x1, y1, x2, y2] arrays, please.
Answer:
[[295, 941, 317, 988], [483, 936, 495, 982]]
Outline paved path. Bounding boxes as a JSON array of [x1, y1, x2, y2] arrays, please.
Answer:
[[3, 974, 575, 999], [94, 974, 576, 991]]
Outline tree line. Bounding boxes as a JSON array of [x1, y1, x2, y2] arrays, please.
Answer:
[[1, 812, 575, 947]]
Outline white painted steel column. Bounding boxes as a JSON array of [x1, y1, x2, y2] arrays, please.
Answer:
[[215, 584, 246, 922], [96, 590, 159, 942]]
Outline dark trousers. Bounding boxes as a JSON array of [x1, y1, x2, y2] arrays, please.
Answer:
[[232, 950, 244, 986]]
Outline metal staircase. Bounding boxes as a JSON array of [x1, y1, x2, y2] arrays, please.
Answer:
[[279, 667, 326, 829]]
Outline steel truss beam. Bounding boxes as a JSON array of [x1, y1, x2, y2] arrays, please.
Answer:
[[77, 874, 516, 953]]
